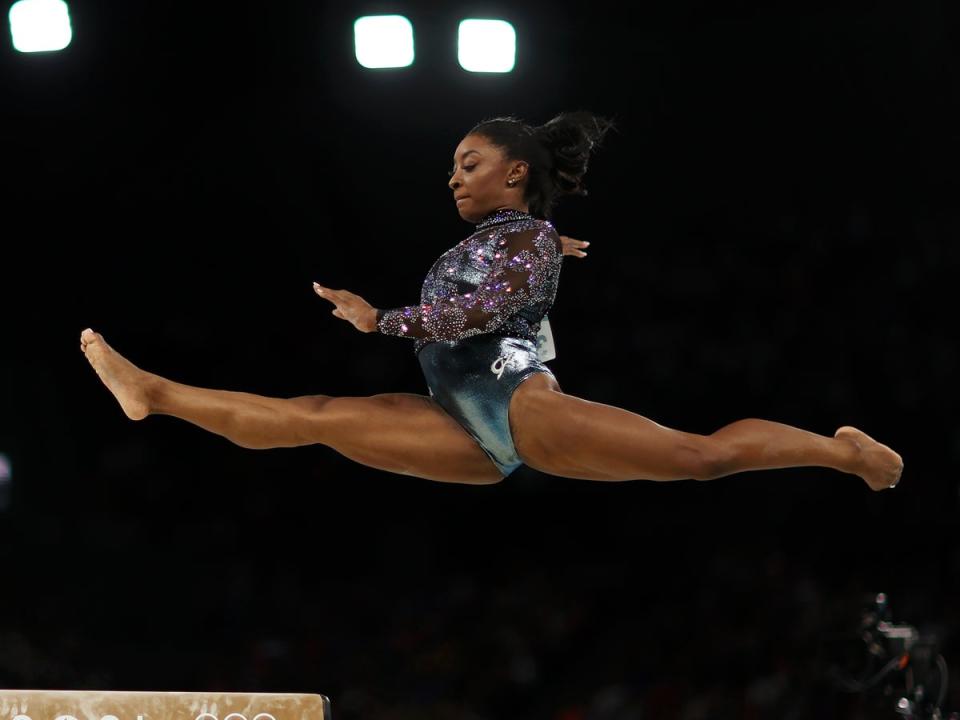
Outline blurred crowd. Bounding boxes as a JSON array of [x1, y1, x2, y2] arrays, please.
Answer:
[[2, 510, 958, 720]]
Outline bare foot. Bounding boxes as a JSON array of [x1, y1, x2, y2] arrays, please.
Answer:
[[80, 328, 152, 420], [834, 425, 903, 491]]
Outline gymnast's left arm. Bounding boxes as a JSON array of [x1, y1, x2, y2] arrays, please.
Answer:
[[559, 234, 590, 258], [374, 225, 563, 341]]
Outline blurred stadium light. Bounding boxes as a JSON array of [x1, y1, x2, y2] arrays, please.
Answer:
[[354, 15, 414, 69], [0, 452, 10, 511], [458, 19, 515, 73], [9, 0, 72, 52]]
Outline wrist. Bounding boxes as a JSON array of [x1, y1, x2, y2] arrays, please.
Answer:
[[368, 307, 381, 333]]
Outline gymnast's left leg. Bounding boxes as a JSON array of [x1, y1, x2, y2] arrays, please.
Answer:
[[509, 374, 903, 491]]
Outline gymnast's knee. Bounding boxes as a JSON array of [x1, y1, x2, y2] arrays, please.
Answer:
[[690, 439, 736, 481]]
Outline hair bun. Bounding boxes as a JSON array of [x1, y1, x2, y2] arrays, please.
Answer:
[[467, 110, 613, 219], [535, 111, 614, 195]]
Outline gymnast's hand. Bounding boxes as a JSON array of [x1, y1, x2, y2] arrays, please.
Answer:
[[559, 235, 589, 258], [312, 282, 378, 333]]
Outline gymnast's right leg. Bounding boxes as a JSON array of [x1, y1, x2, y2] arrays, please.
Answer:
[[79, 329, 503, 485]]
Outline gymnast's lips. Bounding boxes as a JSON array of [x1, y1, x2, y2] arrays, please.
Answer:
[[455, 195, 469, 204]]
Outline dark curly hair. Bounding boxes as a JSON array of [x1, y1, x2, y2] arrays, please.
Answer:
[[468, 111, 615, 220]]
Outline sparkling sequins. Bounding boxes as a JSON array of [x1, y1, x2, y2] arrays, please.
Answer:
[[377, 208, 562, 353]]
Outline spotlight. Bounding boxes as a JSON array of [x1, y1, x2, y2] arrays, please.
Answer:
[[9, 0, 72, 53], [458, 19, 516, 73], [354, 15, 414, 69]]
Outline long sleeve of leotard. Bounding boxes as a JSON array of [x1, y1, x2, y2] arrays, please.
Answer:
[[376, 226, 561, 342]]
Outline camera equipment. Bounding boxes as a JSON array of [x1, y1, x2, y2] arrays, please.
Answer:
[[829, 592, 956, 720]]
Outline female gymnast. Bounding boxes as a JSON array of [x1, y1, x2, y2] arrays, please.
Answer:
[[80, 111, 903, 491]]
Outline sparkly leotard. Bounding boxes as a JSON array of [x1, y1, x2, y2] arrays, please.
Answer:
[[376, 207, 563, 476]]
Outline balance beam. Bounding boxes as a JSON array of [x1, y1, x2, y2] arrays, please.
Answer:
[[0, 691, 331, 720]]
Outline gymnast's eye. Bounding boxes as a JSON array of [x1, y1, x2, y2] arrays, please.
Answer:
[[463, 165, 476, 172]]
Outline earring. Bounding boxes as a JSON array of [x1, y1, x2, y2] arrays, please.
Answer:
[[507, 179, 517, 186]]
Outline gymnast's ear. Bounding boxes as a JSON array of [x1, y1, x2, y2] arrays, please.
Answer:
[[507, 159, 529, 184]]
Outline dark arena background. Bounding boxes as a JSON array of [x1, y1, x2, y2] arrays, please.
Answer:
[[1, 0, 958, 718]]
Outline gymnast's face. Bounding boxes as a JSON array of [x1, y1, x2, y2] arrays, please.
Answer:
[[448, 133, 529, 223]]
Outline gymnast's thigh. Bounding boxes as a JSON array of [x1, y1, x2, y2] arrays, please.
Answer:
[[508, 375, 714, 481], [290, 392, 504, 485]]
